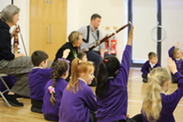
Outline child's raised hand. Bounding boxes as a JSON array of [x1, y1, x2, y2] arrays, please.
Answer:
[[167, 57, 177, 74], [63, 49, 71, 59], [127, 26, 134, 46], [174, 42, 179, 47]]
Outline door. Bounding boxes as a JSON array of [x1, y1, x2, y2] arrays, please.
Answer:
[[30, 0, 67, 60]]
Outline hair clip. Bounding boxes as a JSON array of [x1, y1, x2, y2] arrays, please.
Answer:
[[103, 59, 108, 63], [58, 58, 70, 64], [48, 86, 55, 94]]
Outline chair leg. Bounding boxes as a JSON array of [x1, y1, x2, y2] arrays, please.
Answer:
[[0, 92, 11, 107], [0, 76, 11, 107]]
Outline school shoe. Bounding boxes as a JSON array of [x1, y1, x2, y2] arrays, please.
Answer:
[[5, 94, 24, 107], [142, 78, 148, 83], [30, 106, 42, 113]]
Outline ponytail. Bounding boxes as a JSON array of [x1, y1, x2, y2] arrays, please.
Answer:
[[96, 62, 108, 98], [96, 56, 120, 99], [66, 58, 94, 93], [49, 60, 69, 106], [66, 58, 80, 93], [50, 71, 58, 106], [142, 67, 171, 121]]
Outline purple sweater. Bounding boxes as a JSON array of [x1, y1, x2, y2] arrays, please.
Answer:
[[96, 45, 131, 122], [143, 72, 183, 122], [28, 68, 52, 100], [168, 46, 183, 74], [42, 78, 68, 121], [141, 61, 161, 75], [59, 79, 97, 122]]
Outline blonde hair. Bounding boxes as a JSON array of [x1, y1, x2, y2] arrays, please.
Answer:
[[66, 58, 94, 93], [68, 31, 82, 44], [173, 47, 181, 57], [142, 67, 171, 122], [1, 5, 20, 23]]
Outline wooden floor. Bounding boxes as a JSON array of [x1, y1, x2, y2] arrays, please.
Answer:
[[0, 68, 183, 122]]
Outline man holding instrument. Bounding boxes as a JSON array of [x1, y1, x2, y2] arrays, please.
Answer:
[[78, 13, 110, 85], [0, 5, 32, 106]]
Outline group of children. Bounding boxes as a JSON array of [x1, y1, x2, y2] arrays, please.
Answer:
[[28, 50, 87, 120], [141, 42, 183, 83], [26, 26, 183, 122]]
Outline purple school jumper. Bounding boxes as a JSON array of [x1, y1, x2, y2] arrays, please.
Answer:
[[142, 72, 183, 122], [59, 79, 97, 122], [96, 45, 131, 122], [29, 68, 52, 100], [168, 46, 183, 74], [141, 60, 161, 75], [43, 78, 68, 121]]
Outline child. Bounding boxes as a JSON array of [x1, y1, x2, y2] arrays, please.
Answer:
[[29, 50, 52, 113], [59, 58, 97, 122], [77, 52, 87, 61], [141, 52, 161, 83], [168, 42, 183, 83], [95, 26, 134, 122], [42, 59, 69, 121], [141, 58, 183, 122]]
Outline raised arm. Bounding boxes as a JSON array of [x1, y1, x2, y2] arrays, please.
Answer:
[[165, 58, 183, 109], [116, 26, 134, 86], [168, 42, 178, 59]]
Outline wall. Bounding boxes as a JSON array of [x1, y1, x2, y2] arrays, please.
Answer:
[[13, 0, 30, 55], [132, 0, 157, 64], [0, 0, 12, 11], [161, 0, 183, 66]]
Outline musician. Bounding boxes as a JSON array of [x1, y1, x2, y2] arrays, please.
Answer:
[[0, 5, 33, 106], [78, 13, 110, 85], [54, 31, 83, 81]]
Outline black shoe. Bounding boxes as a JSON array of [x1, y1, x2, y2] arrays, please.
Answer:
[[142, 78, 148, 83], [31, 106, 42, 113], [5, 94, 24, 107]]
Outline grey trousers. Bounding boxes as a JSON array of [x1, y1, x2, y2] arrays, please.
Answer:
[[0, 56, 33, 97]]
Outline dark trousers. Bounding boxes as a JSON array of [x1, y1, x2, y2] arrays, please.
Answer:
[[90, 111, 97, 122], [87, 51, 111, 85], [31, 99, 43, 113], [116, 118, 137, 122], [132, 114, 143, 122], [142, 74, 148, 83], [87, 51, 111, 73]]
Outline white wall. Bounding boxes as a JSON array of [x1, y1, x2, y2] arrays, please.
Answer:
[[132, 0, 157, 63], [0, 0, 12, 11], [161, 0, 183, 67], [13, 0, 30, 55]]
